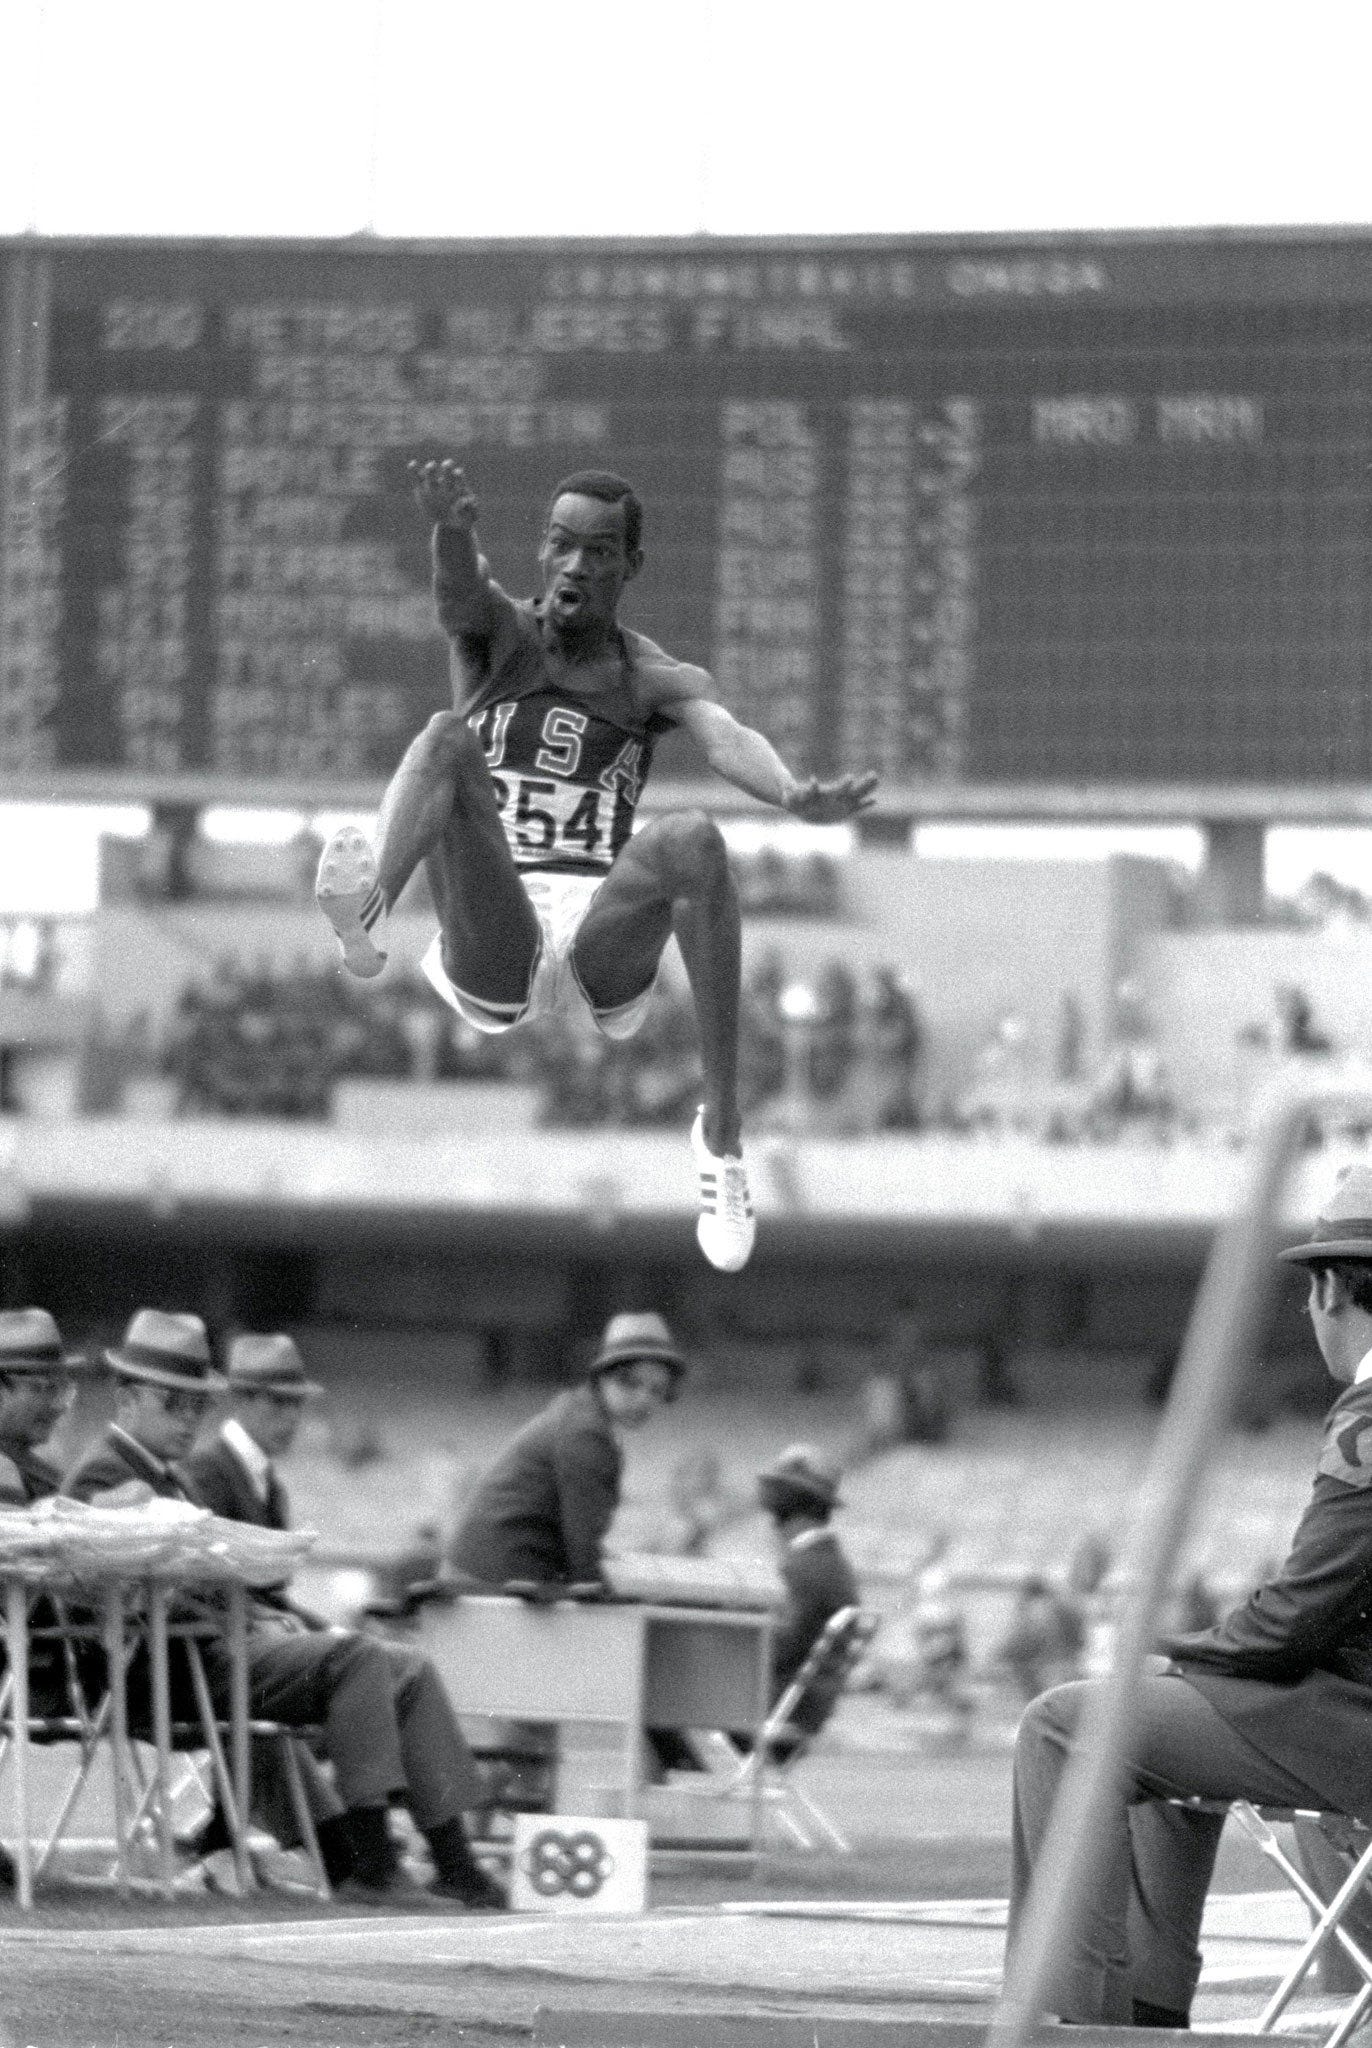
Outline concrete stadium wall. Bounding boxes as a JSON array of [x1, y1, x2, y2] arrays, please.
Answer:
[[1140, 924, 1372, 1116]]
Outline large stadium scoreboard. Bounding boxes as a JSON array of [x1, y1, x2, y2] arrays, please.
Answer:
[[1, 231, 1369, 808]]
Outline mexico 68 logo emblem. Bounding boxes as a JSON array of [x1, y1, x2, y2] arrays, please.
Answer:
[[522, 1827, 615, 1899]]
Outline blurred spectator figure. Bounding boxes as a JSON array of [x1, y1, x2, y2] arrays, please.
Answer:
[[535, 1012, 610, 1127], [994, 1572, 1086, 1703], [666, 1448, 735, 1557], [1293, 870, 1368, 931], [866, 966, 923, 1131], [871, 1312, 950, 1446], [964, 1007, 1033, 1132], [1239, 981, 1334, 1061], [1273, 982, 1333, 1057], [1053, 990, 1087, 1084], [808, 962, 860, 1101], [0, 918, 60, 995], [737, 950, 787, 1115], [616, 981, 701, 1128], [1086, 980, 1173, 1138], [757, 1445, 859, 1748], [887, 1531, 974, 1735]]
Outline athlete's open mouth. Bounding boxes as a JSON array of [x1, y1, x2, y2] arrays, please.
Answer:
[[552, 585, 586, 614]]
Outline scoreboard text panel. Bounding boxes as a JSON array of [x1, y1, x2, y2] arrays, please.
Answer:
[[1, 234, 1368, 794]]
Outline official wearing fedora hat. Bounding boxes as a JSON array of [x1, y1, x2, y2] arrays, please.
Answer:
[[449, 1311, 687, 1588], [0, 1308, 94, 1509], [1008, 1162, 1372, 2027], [757, 1445, 858, 1738], [65, 1310, 506, 1908], [183, 1335, 323, 1541], [0, 1307, 104, 1896]]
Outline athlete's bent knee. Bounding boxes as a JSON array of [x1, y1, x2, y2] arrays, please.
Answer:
[[645, 809, 731, 893]]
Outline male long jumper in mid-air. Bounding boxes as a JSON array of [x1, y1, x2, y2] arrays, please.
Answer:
[[315, 461, 877, 1271]]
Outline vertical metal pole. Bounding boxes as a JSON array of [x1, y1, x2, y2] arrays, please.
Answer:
[[6, 1581, 31, 1910], [148, 1583, 174, 1897], [103, 1585, 130, 1901], [989, 1074, 1372, 2048], [227, 1584, 250, 1848]]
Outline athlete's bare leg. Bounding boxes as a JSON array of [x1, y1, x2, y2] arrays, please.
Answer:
[[572, 810, 741, 1156], [321, 711, 539, 1005]]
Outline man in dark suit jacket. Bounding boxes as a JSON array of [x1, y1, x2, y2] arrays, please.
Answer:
[[65, 1309, 503, 1908], [758, 1445, 860, 1737], [448, 1312, 686, 1586], [0, 1307, 92, 1510], [1009, 1163, 1372, 2027], [181, 1332, 328, 1626], [0, 1307, 104, 1890]]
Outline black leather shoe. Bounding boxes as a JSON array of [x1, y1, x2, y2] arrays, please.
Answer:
[[429, 1866, 508, 1911]]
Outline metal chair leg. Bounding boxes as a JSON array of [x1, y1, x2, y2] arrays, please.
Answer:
[[276, 1734, 330, 1899]]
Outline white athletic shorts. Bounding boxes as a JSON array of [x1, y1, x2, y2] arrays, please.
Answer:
[[420, 869, 655, 1041]]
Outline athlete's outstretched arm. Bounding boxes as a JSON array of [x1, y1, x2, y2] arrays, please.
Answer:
[[408, 458, 500, 640], [670, 695, 878, 823]]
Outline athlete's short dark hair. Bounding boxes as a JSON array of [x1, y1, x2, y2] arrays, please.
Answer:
[[546, 471, 643, 555]]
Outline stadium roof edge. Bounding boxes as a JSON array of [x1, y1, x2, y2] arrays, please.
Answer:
[[5, 223, 1372, 257]]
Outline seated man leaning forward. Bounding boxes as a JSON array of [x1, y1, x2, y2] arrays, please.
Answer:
[[448, 1312, 685, 1588], [1009, 1162, 1372, 2027], [63, 1308, 505, 1909], [758, 1445, 859, 1744]]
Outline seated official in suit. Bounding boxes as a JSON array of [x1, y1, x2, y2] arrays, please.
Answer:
[[0, 1308, 105, 1889], [181, 1329, 504, 1905], [653, 1442, 861, 1777], [448, 1312, 686, 1587], [64, 1310, 504, 1909], [1009, 1162, 1372, 2027], [758, 1444, 860, 1744]]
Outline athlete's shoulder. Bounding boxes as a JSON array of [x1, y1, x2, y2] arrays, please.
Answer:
[[622, 628, 716, 719], [451, 594, 542, 715]]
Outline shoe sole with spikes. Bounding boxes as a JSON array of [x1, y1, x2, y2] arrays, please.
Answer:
[[316, 826, 388, 979]]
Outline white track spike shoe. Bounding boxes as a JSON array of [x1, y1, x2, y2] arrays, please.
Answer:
[[691, 1108, 755, 1272], [315, 825, 388, 979]]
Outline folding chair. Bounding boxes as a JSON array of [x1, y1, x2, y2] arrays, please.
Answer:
[[690, 1605, 878, 1853], [1170, 1796, 1372, 2048], [0, 1581, 329, 1900]]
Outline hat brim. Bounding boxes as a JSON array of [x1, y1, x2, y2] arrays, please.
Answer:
[[1279, 1238, 1372, 1265], [590, 1347, 687, 1377], [104, 1350, 228, 1394], [0, 1351, 93, 1374], [589, 1350, 686, 1405]]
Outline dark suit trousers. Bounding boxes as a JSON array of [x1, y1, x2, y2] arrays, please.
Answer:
[[211, 1629, 483, 1831], [1009, 1674, 1327, 2022]]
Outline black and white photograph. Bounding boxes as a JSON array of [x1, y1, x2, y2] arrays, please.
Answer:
[[5, 2, 1372, 2043]]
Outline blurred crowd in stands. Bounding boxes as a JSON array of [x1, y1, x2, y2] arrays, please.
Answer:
[[119, 947, 1345, 1141], [137, 947, 925, 1129]]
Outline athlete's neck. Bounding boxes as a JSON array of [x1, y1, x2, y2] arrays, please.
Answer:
[[539, 606, 618, 664]]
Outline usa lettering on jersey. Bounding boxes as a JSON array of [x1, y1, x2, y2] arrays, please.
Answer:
[[467, 695, 648, 875]]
